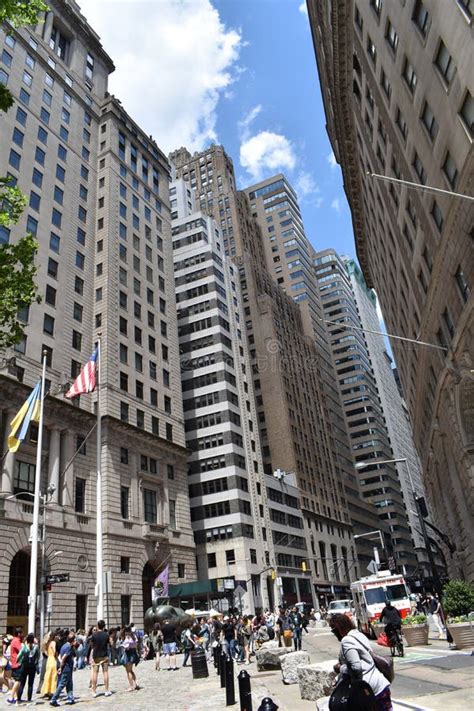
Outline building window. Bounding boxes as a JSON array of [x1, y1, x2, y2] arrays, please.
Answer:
[[43, 314, 54, 335], [45, 284, 56, 307], [169, 499, 176, 530], [380, 68, 391, 101], [421, 101, 438, 141], [143, 489, 157, 523], [50, 25, 70, 61], [385, 18, 399, 53], [9, 149, 21, 170], [250, 548, 257, 564], [120, 401, 129, 422], [207, 552, 216, 568], [442, 151, 458, 188], [402, 56, 417, 94], [14, 460, 35, 497], [120, 447, 129, 464], [434, 40, 456, 86], [431, 200, 444, 232], [366, 36, 377, 65], [412, 151, 427, 184], [457, 0, 473, 19], [459, 91, 473, 138], [177, 563, 185, 578], [167, 464, 174, 480], [166, 423, 173, 441], [412, 0, 430, 37], [226, 549, 236, 565], [455, 265, 470, 303], [395, 107, 408, 140], [120, 486, 129, 519], [120, 556, 130, 573], [74, 477, 86, 513]]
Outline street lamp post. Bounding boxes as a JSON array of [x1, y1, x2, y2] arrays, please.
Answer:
[[355, 458, 443, 597], [353, 530, 386, 570]]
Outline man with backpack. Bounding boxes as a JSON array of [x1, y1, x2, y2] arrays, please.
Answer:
[[17, 633, 39, 703]]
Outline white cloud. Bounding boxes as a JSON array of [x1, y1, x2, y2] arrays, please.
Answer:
[[294, 171, 323, 207], [331, 197, 341, 212], [240, 131, 296, 182], [298, 2, 308, 15], [327, 151, 337, 169], [238, 104, 263, 140], [78, 0, 242, 153]]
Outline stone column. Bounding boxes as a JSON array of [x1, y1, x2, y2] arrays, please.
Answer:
[[48, 427, 60, 503], [42, 11, 54, 44], [61, 431, 75, 509], [1, 411, 15, 494]]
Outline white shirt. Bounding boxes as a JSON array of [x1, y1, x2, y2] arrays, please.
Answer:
[[338, 629, 389, 696]]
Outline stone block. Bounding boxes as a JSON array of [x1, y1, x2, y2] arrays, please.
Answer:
[[281, 651, 311, 684], [256, 646, 291, 671], [298, 660, 337, 701], [260, 640, 279, 649]]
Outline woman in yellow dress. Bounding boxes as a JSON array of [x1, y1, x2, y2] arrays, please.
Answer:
[[41, 633, 58, 698]]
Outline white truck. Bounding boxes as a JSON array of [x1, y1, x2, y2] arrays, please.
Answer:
[[350, 570, 411, 637]]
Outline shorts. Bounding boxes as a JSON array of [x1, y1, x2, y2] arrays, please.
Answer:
[[11, 667, 22, 681], [162, 643, 176, 655], [92, 656, 108, 667]]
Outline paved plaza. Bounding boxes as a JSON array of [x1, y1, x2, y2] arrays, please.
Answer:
[[8, 626, 473, 710]]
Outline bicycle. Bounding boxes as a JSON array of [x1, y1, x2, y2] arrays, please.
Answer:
[[386, 624, 404, 657]]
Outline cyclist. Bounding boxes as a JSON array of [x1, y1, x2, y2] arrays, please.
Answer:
[[380, 600, 402, 648]]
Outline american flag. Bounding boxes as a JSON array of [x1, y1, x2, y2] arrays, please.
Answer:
[[66, 347, 98, 399]]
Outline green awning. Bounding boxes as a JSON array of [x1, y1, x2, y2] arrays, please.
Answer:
[[169, 579, 217, 597]]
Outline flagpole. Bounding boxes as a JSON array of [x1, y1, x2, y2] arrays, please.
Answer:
[[28, 351, 47, 633], [96, 336, 103, 621]]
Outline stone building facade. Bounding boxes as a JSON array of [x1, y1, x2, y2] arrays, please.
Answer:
[[307, 0, 473, 579], [0, 0, 195, 632]]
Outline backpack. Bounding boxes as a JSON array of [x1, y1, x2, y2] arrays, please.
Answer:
[[180, 630, 191, 648], [329, 677, 377, 711]]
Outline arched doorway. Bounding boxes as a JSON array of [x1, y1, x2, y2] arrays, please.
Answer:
[[142, 562, 157, 618], [8, 550, 30, 633]]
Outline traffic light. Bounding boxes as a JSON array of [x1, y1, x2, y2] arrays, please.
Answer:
[[301, 561, 307, 573], [388, 556, 396, 571], [271, 569, 276, 581], [416, 496, 429, 518]]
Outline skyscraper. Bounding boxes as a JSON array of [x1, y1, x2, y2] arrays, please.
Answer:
[[307, 0, 473, 579], [171, 146, 355, 604], [171, 178, 275, 612], [0, 1, 195, 631], [244, 175, 388, 579]]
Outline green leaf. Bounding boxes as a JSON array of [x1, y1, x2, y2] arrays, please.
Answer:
[[0, 0, 48, 28]]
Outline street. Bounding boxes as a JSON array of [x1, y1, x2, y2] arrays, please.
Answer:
[[21, 626, 473, 710]]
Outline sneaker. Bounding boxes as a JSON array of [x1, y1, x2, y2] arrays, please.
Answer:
[[92, 692, 98, 698], [50, 703, 60, 708], [104, 691, 112, 697]]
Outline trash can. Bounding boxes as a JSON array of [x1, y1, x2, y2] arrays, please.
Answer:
[[191, 646, 209, 679]]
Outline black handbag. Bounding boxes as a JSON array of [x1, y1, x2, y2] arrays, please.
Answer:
[[329, 677, 377, 711]]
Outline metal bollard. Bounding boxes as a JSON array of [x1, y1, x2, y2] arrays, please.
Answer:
[[238, 669, 252, 711], [257, 699, 278, 711], [220, 650, 227, 688], [215, 642, 222, 673], [225, 655, 236, 706], [213, 644, 218, 669]]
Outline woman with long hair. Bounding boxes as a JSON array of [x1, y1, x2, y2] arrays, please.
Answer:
[[120, 626, 140, 692], [150, 623, 163, 671], [40, 631, 58, 698], [329, 613, 393, 711]]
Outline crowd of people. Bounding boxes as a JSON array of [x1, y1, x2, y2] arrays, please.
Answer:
[[0, 607, 312, 706]]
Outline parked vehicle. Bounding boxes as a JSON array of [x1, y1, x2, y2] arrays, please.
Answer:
[[351, 570, 410, 638], [327, 599, 356, 620]]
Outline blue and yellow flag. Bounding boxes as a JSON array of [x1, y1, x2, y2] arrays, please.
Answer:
[[8, 381, 41, 452]]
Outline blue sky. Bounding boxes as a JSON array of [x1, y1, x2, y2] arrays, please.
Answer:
[[79, 0, 355, 258]]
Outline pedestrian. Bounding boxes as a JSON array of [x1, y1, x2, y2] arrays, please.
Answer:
[[75, 629, 86, 670], [90, 619, 112, 698], [329, 613, 392, 711], [289, 607, 304, 651], [1, 634, 13, 694], [181, 625, 195, 667], [41, 631, 58, 698], [6, 627, 23, 705], [18, 633, 39, 703], [120, 625, 140, 691], [239, 616, 253, 665], [161, 619, 178, 671], [150, 623, 163, 671], [221, 616, 236, 659], [426, 594, 445, 638], [49, 631, 76, 707]]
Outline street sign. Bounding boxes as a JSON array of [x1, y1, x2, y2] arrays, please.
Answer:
[[45, 573, 69, 584], [234, 584, 246, 598], [367, 560, 379, 575]]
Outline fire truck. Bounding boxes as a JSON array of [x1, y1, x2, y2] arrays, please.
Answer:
[[350, 570, 411, 637]]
